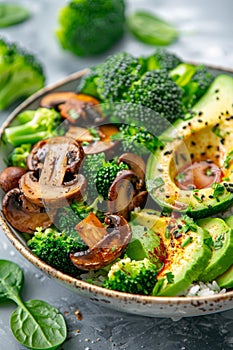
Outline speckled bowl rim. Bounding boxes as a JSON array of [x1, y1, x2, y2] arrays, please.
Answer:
[[1, 65, 233, 312]]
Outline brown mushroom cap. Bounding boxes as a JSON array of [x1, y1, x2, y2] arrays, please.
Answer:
[[21, 136, 86, 207], [117, 153, 146, 188], [70, 214, 132, 270], [2, 188, 55, 233], [107, 170, 138, 218]]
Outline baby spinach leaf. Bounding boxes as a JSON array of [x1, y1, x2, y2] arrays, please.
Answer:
[[0, 260, 23, 302], [11, 299, 67, 350], [0, 3, 30, 27], [0, 260, 67, 350], [127, 11, 179, 46]]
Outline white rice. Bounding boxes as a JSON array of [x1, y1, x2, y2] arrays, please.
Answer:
[[183, 280, 226, 297]]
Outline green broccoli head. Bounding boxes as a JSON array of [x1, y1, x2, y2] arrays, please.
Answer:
[[103, 257, 158, 295], [27, 227, 85, 276], [81, 152, 106, 199], [0, 37, 45, 110], [56, 0, 125, 57], [189, 64, 215, 101], [112, 124, 161, 155], [96, 159, 129, 200], [145, 48, 182, 71], [110, 69, 184, 135], [96, 52, 144, 101]]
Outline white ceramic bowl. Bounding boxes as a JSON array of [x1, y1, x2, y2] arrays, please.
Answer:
[[1, 66, 233, 319]]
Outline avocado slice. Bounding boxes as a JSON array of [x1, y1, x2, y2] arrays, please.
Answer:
[[216, 216, 233, 288], [131, 209, 212, 296], [125, 224, 166, 269], [147, 74, 233, 218], [197, 217, 233, 282]]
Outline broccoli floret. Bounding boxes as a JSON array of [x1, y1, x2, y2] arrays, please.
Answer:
[[7, 144, 32, 168], [81, 152, 106, 199], [3, 108, 62, 146], [0, 37, 45, 110], [27, 227, 85, 276], [96, 159, 129, 200], [96, 52, 144, 101], [170, 63, 215, 109], [112, 124, 161, 155], [103, 257, 158, 295], [110, 69, 184, 135], [145, 48, 182, 71], [56, 0, 125, 57]]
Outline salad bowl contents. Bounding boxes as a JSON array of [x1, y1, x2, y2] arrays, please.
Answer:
[[1, 49, 233, 318]]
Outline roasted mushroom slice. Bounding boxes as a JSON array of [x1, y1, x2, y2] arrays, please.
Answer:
[[117, 153, 146, 188], [2, 188, 55, 233], [107, 170, 138, 218], [40, 92, 78, 108], [27, 136, 84, 173], [21, 136, 86, 207], [70, 214, 132, 270]]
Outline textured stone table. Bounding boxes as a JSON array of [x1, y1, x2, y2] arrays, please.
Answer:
[[1, 0, 233, 349]]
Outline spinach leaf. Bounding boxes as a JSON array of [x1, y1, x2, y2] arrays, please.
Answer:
[[0, 260, 67, 350], [127, 11, 179, 46], [0, 260, 23, 302], [11, 300, 67, 350], [0, 3, 30, 27]]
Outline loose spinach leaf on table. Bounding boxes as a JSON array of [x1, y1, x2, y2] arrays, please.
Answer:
[[0, 3, 30, 27], [0, 260, 67, 350], [127, 10, 179, 46]]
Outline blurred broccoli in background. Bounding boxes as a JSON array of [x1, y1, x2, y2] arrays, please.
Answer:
[[0, 37, 45, 110], [56, 0, 125, 57]]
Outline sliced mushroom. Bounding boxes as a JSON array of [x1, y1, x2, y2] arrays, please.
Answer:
[[117, 153, 146, 188], [2, 188, 56, 233], [40, 92, 78, 108], [70, 214, 132, 270], [27, 136, 84, 172], [21, 137, 86, 207], [0, 166, 26, 192], [107, 170, 138, 219]]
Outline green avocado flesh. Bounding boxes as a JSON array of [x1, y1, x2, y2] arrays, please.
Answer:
[[126, 224, 166, 269], [197, 218, 233, 282], [216, 216, 233, 288], [146, 74, 233, 218], [131, 210, 212, 296]]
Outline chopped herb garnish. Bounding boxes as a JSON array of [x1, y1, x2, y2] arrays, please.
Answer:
[[165, 227, 170, 239], [181, 236, 193, 248], [193, 194, 202, 202], [212, 182, 225, 202], [205, 168, 213, 176], [213, 234, 224, 250], [212, 126, 222, 138], [204, 237, 214, 248], [88, 127, 100, 141], [175, 172, 186, 182], [166, 272, 174, 284], [223, 150, 233, 169]]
